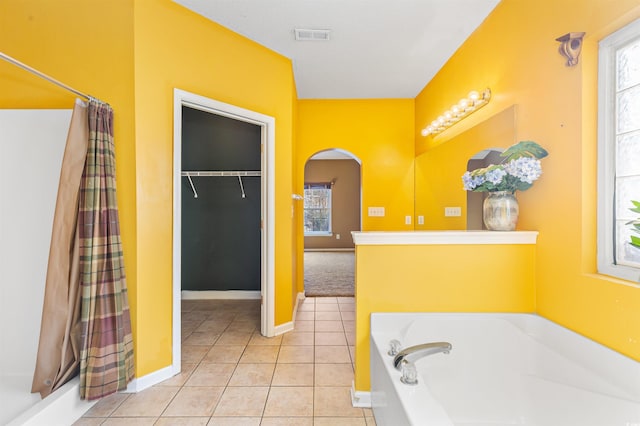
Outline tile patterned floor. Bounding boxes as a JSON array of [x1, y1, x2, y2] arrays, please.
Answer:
[[75, 296, 375, 425]]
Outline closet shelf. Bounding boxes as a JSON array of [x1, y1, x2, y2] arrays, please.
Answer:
[[181, 170, 261, 177]]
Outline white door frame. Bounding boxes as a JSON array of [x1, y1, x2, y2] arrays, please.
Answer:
[[172, 89, 276, 371]]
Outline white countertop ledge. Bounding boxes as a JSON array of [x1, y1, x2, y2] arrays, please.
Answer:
[[351, 230, 538, 245]]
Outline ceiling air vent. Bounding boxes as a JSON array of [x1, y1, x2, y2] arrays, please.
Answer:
[[294, 28, 331, 41]]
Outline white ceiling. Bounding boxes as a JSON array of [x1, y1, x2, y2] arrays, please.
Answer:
[[173, 0, 500, 99]]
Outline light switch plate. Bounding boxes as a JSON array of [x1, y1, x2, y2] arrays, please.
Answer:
[[418, 215, 424, 225], [368, 207, 385, 217], [444, 207, 461, 217]]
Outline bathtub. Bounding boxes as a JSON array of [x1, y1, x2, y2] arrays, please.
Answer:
[[370, 313, 640, 426]]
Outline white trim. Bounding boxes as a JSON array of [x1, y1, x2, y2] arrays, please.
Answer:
[[181, 290, 261, 300], [6, 379, 96, 426], [351, 230, 538, 246], [597, 18, 640, 283], [351, 383, 372, 408], [124, 365, 175, 393], [173, 89, 277, 380], [274, 321, 295, 336]]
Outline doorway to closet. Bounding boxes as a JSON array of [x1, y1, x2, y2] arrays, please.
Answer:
[[172, 89, 275, 372]]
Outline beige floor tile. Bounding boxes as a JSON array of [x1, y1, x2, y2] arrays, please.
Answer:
[[314, 364, 354, 386], [111, 386, 179, 417], [314, 320, 344, 332], [271, 363, 314, 386], [315, 311, 342, 321], [182, 320, 202, 335], [207, 417, 261, 425], [313, 418, 366, 426], [263, 386, 313, 417], [225, 320, 258, 333], [158, 363, 197, 387], [315, 346, 351, 364], [155, 417, 210, 425], [195, 320, 231, 334], [362, 408, 373, 417], [293, 320, 314, 332], [83, 392, 130, 417], [248, 332, 283, 346], [315, 303, 340, 312], [183, 311, 211, 322], [213, 387, 269, 417], [336, 297, 355, 304], [216, 331, 252, 346], [163, 386, 224, 417], [315, 332, 347, 346], [315, 297, 338, 304], [227, 363, 275, 386], [202, 345, 246, 364], [281, 331, 314, 346], [182, 345, 211, 363], [340, 311, 355, 321], [73, 418, 106, 425], [348, 346, 355, 362], [297, 301, 315, 312], [239, 345, 280, 363], [345, 331, 356, 346], [260, 418, 313, 425], [314, 387, 364, 417], [338, 303, 355, 312], [183, 332, 220, 346], [277, 345, 314, 363], [365, 416, 377, 425], [342, 320, 355, 334], [185, 363, 236, 387], [295, 311, 315, 321], [102, 418, 157, 425]]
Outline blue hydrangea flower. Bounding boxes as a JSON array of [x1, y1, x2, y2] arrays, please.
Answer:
[[504, 157, 542, 184], [484, 167, 507, 185], [462, 171, 485, 190]]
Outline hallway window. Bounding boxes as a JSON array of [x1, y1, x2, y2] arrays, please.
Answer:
[[304, 182, 332, 235], [597, 18, 640, 282]]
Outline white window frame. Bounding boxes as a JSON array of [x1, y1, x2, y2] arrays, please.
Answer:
[[303, 182, 333, 236], [597, 18, 640, 283]]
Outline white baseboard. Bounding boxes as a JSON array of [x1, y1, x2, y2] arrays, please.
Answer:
[[124, 365, 175, 394], [351, 382, 371, 408], [8, 378, 96, 426], [304, 248, 355, 252], [274, 321, 294, 335], [273, 292, 305, 336], [181, 290, 261, 300]]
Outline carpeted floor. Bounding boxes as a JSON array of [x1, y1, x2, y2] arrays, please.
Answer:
[[304, 251, 355, 297]]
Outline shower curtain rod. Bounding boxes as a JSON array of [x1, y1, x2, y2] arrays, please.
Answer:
[[0, 51, 102, 103]]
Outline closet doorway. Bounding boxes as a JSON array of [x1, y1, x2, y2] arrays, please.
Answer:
[[172, 89, 275, 371]]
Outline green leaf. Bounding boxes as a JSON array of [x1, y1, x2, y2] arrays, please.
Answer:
[[500, 140, 549, 161], [631, 235, 640, 249]]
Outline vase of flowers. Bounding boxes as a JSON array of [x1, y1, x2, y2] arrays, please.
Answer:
[[462, 141, 548, 231]]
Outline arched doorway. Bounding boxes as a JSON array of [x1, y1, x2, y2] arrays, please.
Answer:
[[303, 149, 361, 297]]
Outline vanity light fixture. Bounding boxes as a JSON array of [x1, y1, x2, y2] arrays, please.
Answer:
[[421, 88, 492, 137]]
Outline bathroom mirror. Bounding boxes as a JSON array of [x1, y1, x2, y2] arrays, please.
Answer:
[[414, 105, 517, 230]]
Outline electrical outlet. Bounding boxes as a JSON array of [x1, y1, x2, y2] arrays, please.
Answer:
[[405, 215, 411, 225], [444, 207, 461, 217], [418, 215, 424, 225], [336, 234, 341, 240], [368, 207, 385, 217]]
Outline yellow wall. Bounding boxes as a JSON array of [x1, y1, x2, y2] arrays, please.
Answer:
[[133, 0, 297, 375], [295, 99, 416, 292], [1, 0, 298, 378], [354, 242, 536, 390], [415, 0, 640, 362], [0, 0, 139, 369]]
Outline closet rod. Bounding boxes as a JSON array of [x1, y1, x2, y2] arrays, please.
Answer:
[[0, 51, 102, 103], [181, 170, 261, 177]]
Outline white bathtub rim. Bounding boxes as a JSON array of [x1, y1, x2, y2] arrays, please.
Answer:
[[370, 312, 640, 401]]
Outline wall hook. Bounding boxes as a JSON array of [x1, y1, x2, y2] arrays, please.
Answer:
[[556, 32, 585, 67], [238, 176, 246, 198], [187, 175, 198, 198]]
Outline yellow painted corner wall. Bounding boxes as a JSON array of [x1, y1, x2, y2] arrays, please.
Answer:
[[133, 0, 297, 375], [354, 243, 536, 391], [296, 99, 415, 232], [415, 0, 640, 361], [0, 0, 139, 368]]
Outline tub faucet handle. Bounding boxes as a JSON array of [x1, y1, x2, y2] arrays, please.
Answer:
[[400, 361, 418, 385], [388, 339, 402, 356]]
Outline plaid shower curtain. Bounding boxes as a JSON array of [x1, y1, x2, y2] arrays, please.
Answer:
[[78, 100, 134, 400]]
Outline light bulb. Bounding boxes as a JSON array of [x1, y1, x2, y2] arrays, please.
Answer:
[[421, 128, 429, 137], [468, 90, 480, 101], [458, 98, 469, 109]]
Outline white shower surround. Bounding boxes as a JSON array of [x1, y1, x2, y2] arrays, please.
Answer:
[[0, 109, 95, 425]]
